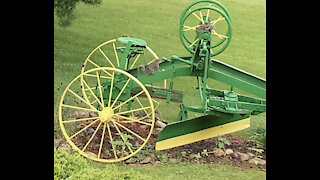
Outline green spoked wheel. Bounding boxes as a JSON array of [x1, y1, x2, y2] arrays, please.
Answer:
[[179, 0, 231, 24], [59, 67, 156, 163], [179, 5, 232, 56]]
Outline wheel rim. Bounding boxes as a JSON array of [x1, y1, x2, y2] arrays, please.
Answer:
[[80, 38, 166, 103], [180, 0, 231, 25], [179, 6, 232, 56], [59, 67, 155, 162]]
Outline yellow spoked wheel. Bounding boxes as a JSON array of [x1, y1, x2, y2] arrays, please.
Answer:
[[81, 38, 160, 74], [59, 67, 156, 163], [80, 38, 165, 105]]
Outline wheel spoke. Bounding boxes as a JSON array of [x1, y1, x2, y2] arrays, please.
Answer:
[[210, 15, 225, 25], [199, 10, 204, 23], [96, 71, 105, 108], [152, 99, 160, 110], [129, 54, 141, 69], [183, 25, 201, 32], [82, 79, 104, 108], [82, 121, 102, 152], [67, 89, 99, 112], [98, 122, 107, 158], [86, 59, 113, 76], [135, 97, 148, 114], [189, 9, 204, 24], [106, 123, 118, 159], [83, 73, 111, 79], [114, 114, 152, 126], [112, 90, 145, 111], [211, 30, 228, 39], [111, 121, 134, 154], [110, 78, 131, 108], [62, 116, 98, 124], [112, 43, 120, 66], [206, 5, 211, 22], [189, 38, 199, 47], [113, 120, 146, 142], [115, 106, 152, 116], [108, 72, 115, 107], [70, 119, 99, 139], [61, 104, 100, 113], [98, 48, 115, 68]]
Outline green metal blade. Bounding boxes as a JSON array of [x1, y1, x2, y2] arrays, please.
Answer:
[[155, 113, 250, 150]]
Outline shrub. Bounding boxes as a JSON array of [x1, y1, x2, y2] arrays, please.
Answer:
[[54, 0, 102, 26], [66, 164, 150, 180], [54, 148, 89, 179]]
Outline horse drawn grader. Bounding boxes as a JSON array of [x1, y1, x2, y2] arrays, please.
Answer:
[[58, 0, 266, 163]]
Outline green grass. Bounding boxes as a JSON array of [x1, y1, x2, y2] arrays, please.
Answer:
[[89, 161, 266, 180], [54, 0, 266, 178], [120, 163, 266, 180], [55, 148, 266, 180], [54, 0, 266, 139]]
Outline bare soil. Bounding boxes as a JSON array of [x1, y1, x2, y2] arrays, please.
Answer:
[[58, 118, 266, 169]]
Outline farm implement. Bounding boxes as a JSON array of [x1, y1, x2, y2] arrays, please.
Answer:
[[58, 0, 266, 163]]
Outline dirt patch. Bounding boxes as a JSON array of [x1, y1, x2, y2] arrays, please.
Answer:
[[56, 118, 266, 169], [157, 134, 266, 169]]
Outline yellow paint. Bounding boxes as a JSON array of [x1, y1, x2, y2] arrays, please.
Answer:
[[98, 107, 114, 123], [155, 118, 250, 150], [59, 67, 156, 163]]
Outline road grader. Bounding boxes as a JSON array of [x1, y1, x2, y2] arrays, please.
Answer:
[[58, 0, 266, 163]]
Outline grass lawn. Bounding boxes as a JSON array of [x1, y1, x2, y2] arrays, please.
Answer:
[[119, 163, 266, 180], [54, 0, 266, 178]]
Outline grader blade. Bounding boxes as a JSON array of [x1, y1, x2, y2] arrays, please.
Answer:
[[155, 114, 250, 150]]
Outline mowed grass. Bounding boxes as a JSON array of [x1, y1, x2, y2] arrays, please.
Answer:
[[54, 0, 266, 179], [88, 162, 266, 180], [54, 0, 266, 139]]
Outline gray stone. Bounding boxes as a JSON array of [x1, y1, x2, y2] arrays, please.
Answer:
[[169, 158, 178, 163], [189, 153, 197, 159], [140, 125, 147, 130], [230, 152, 239, 159], [249, 157, 266, 165], [213, 148, 225, 157], [155, 120, 167, 128], [237, 152, 250, 161], [225, 149, 234, 155], [140, 154, 157, 164], [54, 139, 63, 148], [85, 151, 97, 158]]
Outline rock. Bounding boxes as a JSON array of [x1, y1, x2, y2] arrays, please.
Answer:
[[85, 151, 98, 158], [145, 118, 153, 123], [249, 157, 266, 165], [155, 161, 162, 164], [156, 127, 163, 131], [248, 152, 255, 158], [89, 111, 98, 117], [169, 158, 178, 163], [237, 152, 250, 161], [71, 110, 90, 119], [140, 154, 157, 164], [54, 139, 63, 148], [140, 125, 147, 130], [58, 142, 72, 153], [125, 158, 136, 164], [189, 153, 197, 159], [155, 120, 167, 128], [225, 149, 234, 155], [152, 129, 161, 137], [230, 152, 239, 159], [213, 148, 225, 157]]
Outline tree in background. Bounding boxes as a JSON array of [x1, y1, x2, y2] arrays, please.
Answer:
[[54, 0, 102, 26]]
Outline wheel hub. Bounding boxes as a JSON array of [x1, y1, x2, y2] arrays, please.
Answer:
[[99, 107, 114, 123]]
